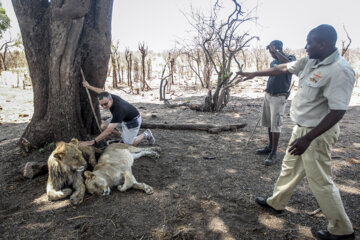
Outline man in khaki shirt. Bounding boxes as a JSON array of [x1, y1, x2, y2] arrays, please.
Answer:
[[237, 24, 355, 240]]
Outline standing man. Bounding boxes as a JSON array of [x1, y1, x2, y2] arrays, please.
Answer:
[[238, 24, 355, 240], [79, 80, 155, 147], [256, 40, 296, 166]]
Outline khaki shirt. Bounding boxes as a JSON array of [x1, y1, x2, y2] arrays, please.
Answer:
[[287, 50, 355, 127]]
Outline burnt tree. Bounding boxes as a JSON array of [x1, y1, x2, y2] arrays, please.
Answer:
[[12, 0, 113, 149]]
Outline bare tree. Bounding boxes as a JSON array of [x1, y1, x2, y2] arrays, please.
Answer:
[[161, 50, 178, 93], [146, 57, 152, 80], [119, 61, 124, 84], [159, 51, 177, 100], [125, 48, 132, 88], [159, 60, 170, 101], [186, 0, 258, 112], [168, 53, 176, 91], [12, 0, 113, 150], [134, 58, 139, 82], [0, 34, 21, 73], [251, 46, 269, 71], [110, 40, 122, 86], [182, 47, 212, 88], [110, 47, 118, 88], [341, 25, 351, 60], [138, 42, 150, 91]]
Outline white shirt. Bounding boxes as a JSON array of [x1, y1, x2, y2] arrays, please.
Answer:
[[287, 50, 355, 127]]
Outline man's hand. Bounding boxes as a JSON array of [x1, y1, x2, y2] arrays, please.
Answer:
[[288, 136, 311, 155], [79, 140, 94, 146], [267, 44, 277, 54], [236, 71, 257, 81], [82, 80, 90, 88]]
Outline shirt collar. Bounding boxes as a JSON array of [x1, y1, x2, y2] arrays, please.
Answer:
[[312, 49, 340, 68]]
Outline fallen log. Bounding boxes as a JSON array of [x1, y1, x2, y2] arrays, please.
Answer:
[[140, 122, 247, 133], [163, 99, 204, 111]]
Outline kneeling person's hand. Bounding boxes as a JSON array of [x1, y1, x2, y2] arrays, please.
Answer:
[[79, 140, 94, 146]]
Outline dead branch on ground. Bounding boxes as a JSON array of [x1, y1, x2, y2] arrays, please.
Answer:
[[141, 122, 247, 133]]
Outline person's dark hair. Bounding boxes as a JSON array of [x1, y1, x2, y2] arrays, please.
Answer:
[[310, 24, 337, 47], [97, 91, 112, 100]]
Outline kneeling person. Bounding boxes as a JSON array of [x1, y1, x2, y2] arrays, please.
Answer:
[[80, 81, 155, 146]]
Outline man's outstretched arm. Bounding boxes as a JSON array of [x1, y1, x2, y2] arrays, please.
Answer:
[[82, 80, 104, 94], [237, 63, 289, 81]]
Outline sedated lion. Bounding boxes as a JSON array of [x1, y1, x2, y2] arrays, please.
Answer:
[[47, 138, 100, 205], [84, 143, 161, 196]]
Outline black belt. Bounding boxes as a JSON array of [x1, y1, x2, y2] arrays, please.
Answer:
[[124, 115, 140, 129], [125, 115, 140, 123], [267, 92, 288, 97]]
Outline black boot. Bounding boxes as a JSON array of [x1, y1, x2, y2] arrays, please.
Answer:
[[264, 151, 277, 166], [255, 145, 272, 155]]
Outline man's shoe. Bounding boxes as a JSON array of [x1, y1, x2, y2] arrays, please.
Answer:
[[255, 145, 272, 155], [144, 129, 155, 145], [315, 230, 355, 240], [255, 197, 283, 214], [264, 151, 277, 166]]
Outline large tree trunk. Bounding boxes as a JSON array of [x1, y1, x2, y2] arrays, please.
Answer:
[[12, 0, 113, 149]]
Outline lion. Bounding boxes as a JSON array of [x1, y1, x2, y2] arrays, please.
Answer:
[[84, 143, 161, 196], [47, 138, 101, 205]]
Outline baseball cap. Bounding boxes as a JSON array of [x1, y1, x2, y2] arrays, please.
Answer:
[[266, 40, 283, 50]]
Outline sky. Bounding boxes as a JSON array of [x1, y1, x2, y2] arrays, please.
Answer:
[[2, 0, 360, 52]]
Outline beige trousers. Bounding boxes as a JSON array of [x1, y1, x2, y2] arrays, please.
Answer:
[[266, 124, 353, 235]]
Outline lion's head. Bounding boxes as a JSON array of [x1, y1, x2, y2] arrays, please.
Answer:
[[84, 171, 111, 195], [51, 138, 87, 172]]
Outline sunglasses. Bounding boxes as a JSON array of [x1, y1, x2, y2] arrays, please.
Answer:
[[100, 101, 109, 107]]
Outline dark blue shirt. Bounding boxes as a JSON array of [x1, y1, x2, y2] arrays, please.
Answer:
[[110, 94, 139, 123], [265, 55, 296, 94]]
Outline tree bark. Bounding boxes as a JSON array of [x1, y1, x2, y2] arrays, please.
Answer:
[[12, 0, 113, 150]]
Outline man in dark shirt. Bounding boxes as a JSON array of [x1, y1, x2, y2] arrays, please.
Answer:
[[255, 40, 296, 165], [79, 80, 155, 146]]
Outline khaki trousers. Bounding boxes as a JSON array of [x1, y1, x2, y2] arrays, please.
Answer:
[[267, 124, 353, 235], [261, 93, 287, 133]]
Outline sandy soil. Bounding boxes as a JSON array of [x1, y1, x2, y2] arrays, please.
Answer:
[[0, 79, 359, 240]]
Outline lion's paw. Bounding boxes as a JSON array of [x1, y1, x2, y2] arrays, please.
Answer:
[[144, 185, 154, 195], [70, 194, 83, 205], [117, 184, 127, 192], [62, 188, 73, 196], [152, 147, 161, 153], [149, 152, 160, 159]]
